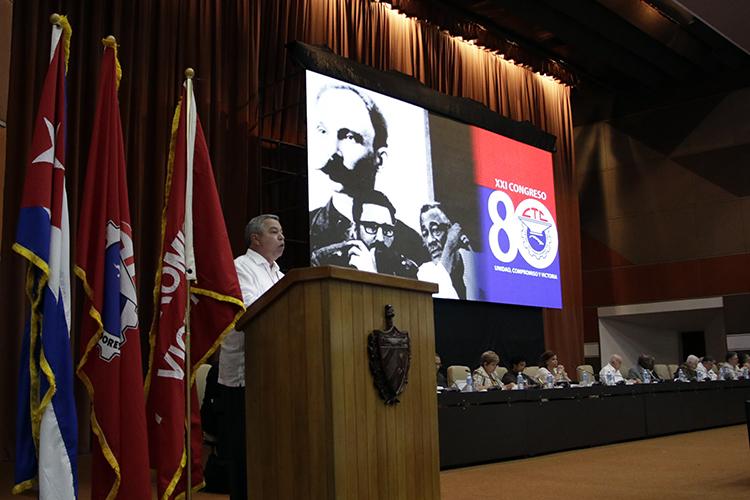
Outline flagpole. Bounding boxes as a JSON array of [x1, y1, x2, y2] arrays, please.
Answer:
[[184, 67, 196, 500]]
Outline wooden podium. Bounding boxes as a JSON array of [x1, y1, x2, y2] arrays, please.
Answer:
[[236, 266, 440, 499]]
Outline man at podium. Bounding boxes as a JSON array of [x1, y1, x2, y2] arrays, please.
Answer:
[[218, 214, 285, 500]]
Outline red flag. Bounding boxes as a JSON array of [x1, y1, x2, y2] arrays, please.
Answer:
[[145, 77, 244, 500], [74, 39, 150, 499]]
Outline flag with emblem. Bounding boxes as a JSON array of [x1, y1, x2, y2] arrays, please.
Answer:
[[12, 15, 78, 499], [74, 38, 151, 499], [144, 73, 245, 500]]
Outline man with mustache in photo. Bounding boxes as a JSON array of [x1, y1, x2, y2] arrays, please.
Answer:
[[308, 84, 428, 268]]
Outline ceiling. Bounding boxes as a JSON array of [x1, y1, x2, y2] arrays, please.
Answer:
[[443, 0, 750, 123]]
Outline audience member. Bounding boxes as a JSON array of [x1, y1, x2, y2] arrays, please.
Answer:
[[697, 356, 717, 381], [674, 355, 699, 381], [536, 350, 570, 387], [720, 351, 740, 380], [740, 353, 750, 377], [627, 354, 659, 383], [501, 356, 539, 388], [473, 351, 509, 390], [436, 354, 447, 388], [599, 354, 625, 385]]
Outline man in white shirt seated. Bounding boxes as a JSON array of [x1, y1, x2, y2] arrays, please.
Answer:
[[218, 214, 285, 500], [599, 354, 625, 385], [719, 351, 741, 380], [697, 355, 718, 381]]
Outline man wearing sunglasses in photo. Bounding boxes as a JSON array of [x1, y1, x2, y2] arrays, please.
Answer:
[[311, 190, 418, 278]]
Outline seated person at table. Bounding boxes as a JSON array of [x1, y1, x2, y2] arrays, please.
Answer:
[[740, 353, 750, 375], [599, 354, 625, 385], [436, 354, 447, 388], [719, 351, 740, 380], [536, 350, 570, 387], [472, 351, 510, 390], [674, 355, 699, 381], [627, 354, 659, 382], [697, 355, 717, 381], [501, 355, 540, 388]]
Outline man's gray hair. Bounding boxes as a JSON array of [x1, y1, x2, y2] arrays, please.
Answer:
[[244, 214, 279, 248]]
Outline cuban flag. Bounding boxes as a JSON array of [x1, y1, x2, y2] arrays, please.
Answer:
[[12, 15, 78, 499], [74, 40, 150, 499]]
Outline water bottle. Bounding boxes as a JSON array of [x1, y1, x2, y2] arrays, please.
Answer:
[[696, 369, 705, 382], [582, 370, 590, 387], [678, 368, 687, 382], [546, 372, 554, 389], [719, 365, 727, 381], [642, 369, 651, 384], [743, 367, 749, 380], [465, 374, 474, 392], [516, 372, 525, 390], [606, 371, 614, 386]]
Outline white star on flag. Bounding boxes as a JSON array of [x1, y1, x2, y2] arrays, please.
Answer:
[[32, 117, 64, 170]]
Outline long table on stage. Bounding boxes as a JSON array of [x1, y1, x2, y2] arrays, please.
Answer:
[[438, 380, 750, 468]]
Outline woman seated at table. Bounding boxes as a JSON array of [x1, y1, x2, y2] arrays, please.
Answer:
[[473, 351, 510, 391], [536, 350, 570, 387]]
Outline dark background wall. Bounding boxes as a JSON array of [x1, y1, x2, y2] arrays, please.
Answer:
[[434, 300, 544, 370], [575, 87, 750, 344]]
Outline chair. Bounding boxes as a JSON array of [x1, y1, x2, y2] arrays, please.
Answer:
[[668, 364, 679, 379], [654, 364, 670, 381], [495, 366, 508, 382], [447, 365, 470, 387], [523, 365, 540, 382], [195, 363, 212, 409], [576, 364, 594, 382]]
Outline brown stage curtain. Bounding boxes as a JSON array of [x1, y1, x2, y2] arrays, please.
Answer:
[[0, 0, 582, 460], [0, 0, 260, 460], [258, 0, 584, 371]]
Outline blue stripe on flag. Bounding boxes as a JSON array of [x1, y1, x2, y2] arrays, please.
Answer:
[[14, 319, 37, 488], [16, 207, 52, 264], [40, 285, 79, 495]]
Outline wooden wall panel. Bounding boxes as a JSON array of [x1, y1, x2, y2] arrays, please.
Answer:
[[582, 253, 750, 345], [583, 254, 750, 307]]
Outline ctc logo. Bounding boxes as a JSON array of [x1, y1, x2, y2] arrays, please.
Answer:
[[487, 191, 558, 270]]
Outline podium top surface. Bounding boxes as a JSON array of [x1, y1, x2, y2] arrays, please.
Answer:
[[236, 265, 439, 330]]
